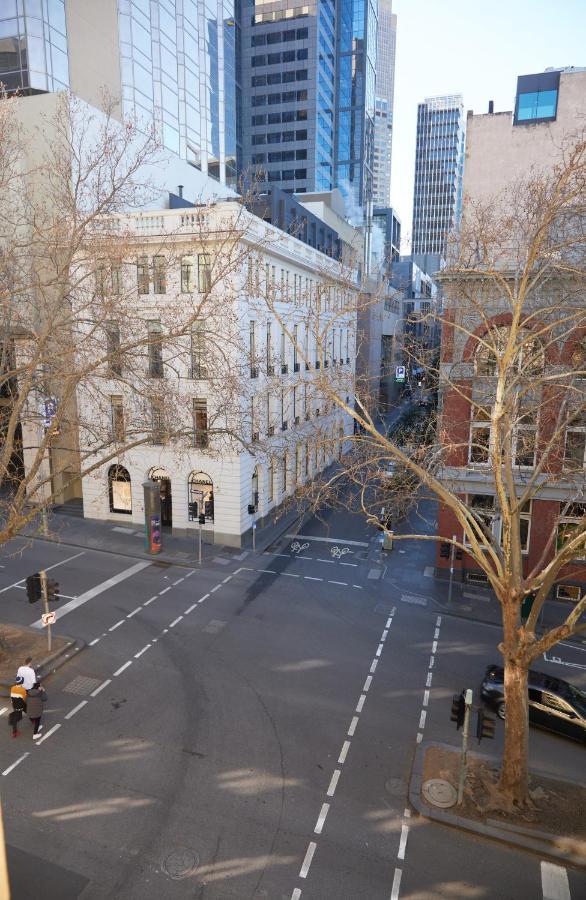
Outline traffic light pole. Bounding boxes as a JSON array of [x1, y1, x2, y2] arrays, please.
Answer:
[[40, 569, 51, 653], [447, 533, 457, 607], [457, 688, 473, 806]]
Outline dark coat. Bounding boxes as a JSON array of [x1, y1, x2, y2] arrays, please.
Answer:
[[26, 688, 47, 719]]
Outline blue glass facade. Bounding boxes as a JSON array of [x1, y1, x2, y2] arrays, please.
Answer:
[[0, 0, 69, 94]]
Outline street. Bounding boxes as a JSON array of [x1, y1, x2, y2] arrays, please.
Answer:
[[0, 508, 584, 900]]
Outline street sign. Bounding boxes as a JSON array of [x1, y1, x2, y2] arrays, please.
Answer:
[[42, 611, 56, 626], [395, 365, 406, 382]]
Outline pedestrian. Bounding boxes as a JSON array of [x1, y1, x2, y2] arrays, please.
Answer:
[[16, 657, 36, 691], [9, 676, 27, 738], [26, 682, 47, 739]]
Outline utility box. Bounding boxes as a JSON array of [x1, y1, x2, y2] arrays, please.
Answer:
[[383, 530, 394, 551]]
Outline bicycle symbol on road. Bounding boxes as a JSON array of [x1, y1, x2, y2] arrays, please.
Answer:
[[331, 546, 352, 559], [290, 541, 310, 554]]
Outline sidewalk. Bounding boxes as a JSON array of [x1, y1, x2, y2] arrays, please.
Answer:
[[20, 501, 306, 569]]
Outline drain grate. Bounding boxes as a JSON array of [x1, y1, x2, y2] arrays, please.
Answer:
[[63, 676, 103, 696]]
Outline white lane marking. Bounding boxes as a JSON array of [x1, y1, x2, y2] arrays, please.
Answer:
[[259, 569, 277, 575], [144, 596, 158, 606], [398, 824, 409, 860], [326, 769, 341, 797], [0, 709, 7, 717], [65, 701, 88, 720], [0, 551, 86, 596], [286, 533, 368, 547], [370, 659, 378, 674], [89, 638, 100, 646], [162, 629, 169, 634], [184, 570, 194, 578], [169, 616, 183, 628], [113, 661, 132, 677], [419, 710, 427, 729], [329, 580, 348, 586], [109, 619, 125, 632], [391, 867, 402, 900], [540, 861, 571, 900], [382, 629, 388, 641], [429, 655, 435, 668], [436, 615, 442, 626], [434, 628, 440, 639], [272, 553, 290, 558], [200, 593, 210, 601], [376, 643, 383, 657], [386, 617, 393, 628], [90, 679, 111, 697], [210, 584, 221, 593], [159, 586, 171, 595], [299, 842, 316, 879], [2, 753, 30, 776], [423, 690, 430, 707], [173, 578, 184, 585], [404, 808, 410, 818], [283, 573, 300, 577], [432, 640, 437, 653], [352, 584, 363, 590], [338, 741, 351, 764], [291, 890, 302, 900], [222, 576, 232, 583], [314, 803, 330, 835], [134, 644, 151, 659], [356, 694, 366, 713], [127, 606, 142, 618], [316, 558, 335, 564], [297, 556, 312, 561], [31, 560, 150, 627], [416, 732, 423, 743], [426, 672, 433, 688], [304, 576, 323, 581], [348, 716, 359, 736], [36, 724, 61, 745], [363, 675, 372, 692], [340, 562, 358, 567], [184, 604, 197, 614]]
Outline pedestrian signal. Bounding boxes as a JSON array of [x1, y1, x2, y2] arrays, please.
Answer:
[[26, 573, 42, 603], [450, 693, 465, 730], [476, 708, 495, 743]]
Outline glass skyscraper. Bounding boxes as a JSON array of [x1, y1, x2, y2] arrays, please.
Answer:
[[411, 94, 465, 272], [0, 0, 70, 94], [372, 0, 396, 208]]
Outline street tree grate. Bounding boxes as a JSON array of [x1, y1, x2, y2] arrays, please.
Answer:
[[63, 676, 103, 696]]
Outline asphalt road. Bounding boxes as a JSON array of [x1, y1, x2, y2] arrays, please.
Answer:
[[0, 508, 584, 900]]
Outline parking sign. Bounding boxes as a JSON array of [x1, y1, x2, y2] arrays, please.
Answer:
[[395, 366, 406, 382]]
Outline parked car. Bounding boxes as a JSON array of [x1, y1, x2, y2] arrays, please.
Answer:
[[481, 664, 586, 744]]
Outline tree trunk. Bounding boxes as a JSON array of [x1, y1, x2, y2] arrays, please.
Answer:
[[497, 598, 530, 807]]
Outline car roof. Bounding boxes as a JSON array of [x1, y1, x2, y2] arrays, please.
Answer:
[[486, 664, 581, 698]]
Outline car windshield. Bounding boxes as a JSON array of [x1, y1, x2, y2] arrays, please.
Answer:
[[564, 684, 586, 718]]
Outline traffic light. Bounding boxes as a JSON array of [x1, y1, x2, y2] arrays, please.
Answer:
[[440, 542, 450, 559], [46, 578, 60, 602], [450, 692, 465, 730], [476, 707, 495, 743], [26, 573, 42, 604]]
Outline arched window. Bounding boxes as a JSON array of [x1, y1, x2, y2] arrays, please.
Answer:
[[108, 465, 132, 514], [474, 326, 544, 376], [188, 471, 214, 523]]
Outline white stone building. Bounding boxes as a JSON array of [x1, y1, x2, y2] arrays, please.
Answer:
[[77, 201, 358, 547]]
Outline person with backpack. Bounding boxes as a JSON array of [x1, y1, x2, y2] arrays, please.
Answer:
[[9, 676, 27, 738], [26, 682, 47, 739]]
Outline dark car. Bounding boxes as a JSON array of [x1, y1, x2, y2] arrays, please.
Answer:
[[481, 664, 586, 744]]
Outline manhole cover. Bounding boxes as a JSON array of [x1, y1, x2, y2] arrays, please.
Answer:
[[63, 676, 103, 696], [422, 779, 457, 808], [161, 848, 199, 880], [385, 776, 405, 796]]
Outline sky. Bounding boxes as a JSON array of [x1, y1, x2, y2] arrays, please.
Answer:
[[389, 0, 586, 251]]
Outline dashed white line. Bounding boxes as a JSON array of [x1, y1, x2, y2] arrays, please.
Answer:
[[434, 628, 440, 639], [432, 640, 438, 653], [382, 629, 388, 641], [283, 572, 300, 577], [184, 570, 194, 578], [419, 710, 427, 729], [316, 558, 335, 564], [65, 701, 88, 720], [36, 724, 61, 745], [314, 803, 330, 834], [356, 694, 366, 713], [376, 643, 384, 657], [169, 616, 183, 628], [386, 616, 393, 628], [173, 578, 184, 585], [327, 769, 341, 797], [352, 584, 363, 589], [304, 576, 323, 581], [390, 867, 402, 900], [134, 644, 151, 659], [259, 569, 277, 575], [436, 615, 442, 626], [113, 661, 132, 677], [297, 555, 312, 561], [90, 679, 111, 697], [429, 655, 435, 668], [210, 584, 221, 593], [426, 672, 433, 687], [144, 595, 158, 606], [340, 562, 358, 566], [222, 575, 232, 583], [416, 732, 423, 743], [423, 690, 430, 707], [291, 890, 302, 900], [162, 628, 169, 634], [159, 586, 171, 595], [272, 553, 290, 558], [108, 619, 125, 632], [363, 675, 372, 692], [2, 753, 30, 775], [184, 604, 197, 614], [329, 580, 348, 586], [200, 593, 210, 601], [127, 606, 142, 618], [540, 861, 570, 900], [89, 638, 100, 646], [370, 659, 378, 674], [338, 741, 351, 764], [299, 841, 316, 879], [348, 716, 359, 736], [397, 824, 409, 860]]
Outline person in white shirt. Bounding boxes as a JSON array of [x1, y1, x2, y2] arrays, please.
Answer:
[[16, 657, 36, 691]]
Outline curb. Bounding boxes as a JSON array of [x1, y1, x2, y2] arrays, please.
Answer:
[[0, 631, 86, 697], [409, 741, 586, 868]]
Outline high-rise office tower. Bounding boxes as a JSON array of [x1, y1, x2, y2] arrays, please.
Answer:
[[411, 94, 465, 273], [240, 1, 376, 215], [0, 0, 239, 188], [372, 0, 396, 208]]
